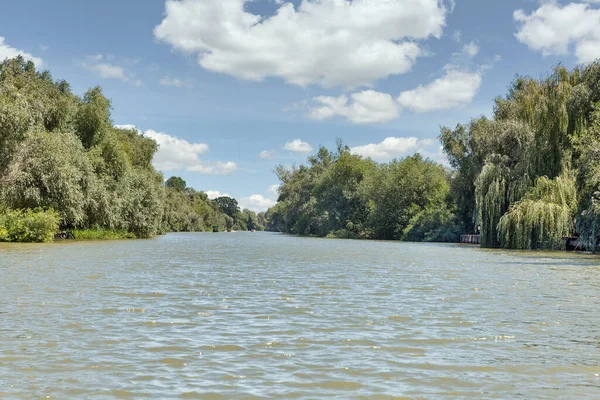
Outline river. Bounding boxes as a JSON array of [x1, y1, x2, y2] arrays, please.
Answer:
[[1, 232, 599, 398]]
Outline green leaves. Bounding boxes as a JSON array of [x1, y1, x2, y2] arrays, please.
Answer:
[[74, 86, 111, 149], [498, 174, 577, 250], [267, 149, 453, 241], [0, 208, 60, 243]]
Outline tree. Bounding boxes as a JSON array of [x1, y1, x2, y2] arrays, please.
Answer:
[[166, 176, 187, 192], [498, 174, 576, 250], [1, 131, 94, 227], [74, 86, 111, 149], [214, 196, 239, 219]]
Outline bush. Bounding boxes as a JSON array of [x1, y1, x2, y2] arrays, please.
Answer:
[[0, 208, 60, 242]]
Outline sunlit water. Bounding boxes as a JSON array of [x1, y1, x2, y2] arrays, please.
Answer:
[[1, 233, 600, 399]]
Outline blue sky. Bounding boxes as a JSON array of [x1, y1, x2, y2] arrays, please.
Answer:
[[1, 0, 599, 211]]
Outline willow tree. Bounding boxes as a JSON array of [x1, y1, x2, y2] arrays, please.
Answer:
[[498, 174, 577, 250], [578, 192, 600, 252]]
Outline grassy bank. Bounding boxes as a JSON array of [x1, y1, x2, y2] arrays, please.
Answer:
[[69, 229, 136, 240]]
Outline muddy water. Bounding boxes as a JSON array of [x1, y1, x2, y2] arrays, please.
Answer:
[[1, 233, 599, 398]]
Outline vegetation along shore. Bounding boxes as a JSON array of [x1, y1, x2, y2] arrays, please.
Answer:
[[3, 56, 600, 252], [0, 57, 264, 242], [263, 61, 600, 252]]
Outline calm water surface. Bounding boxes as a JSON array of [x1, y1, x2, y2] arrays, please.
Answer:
[[1, 233, 600, 399]]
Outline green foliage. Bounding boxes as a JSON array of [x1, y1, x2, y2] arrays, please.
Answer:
[[0, 208, 60, 243], [577, 191, 600, 252], [0, 57, 240, 241], [440, 60, 600, 250], [403, 205, 462, 243], [366, 154, 450, 240], [498, 175, 577, 250], [71, 228, 135, 240], [1, 131, 94, 227], [166, 176, 187, 192], [214, 196, 240, 219], [266, 145, 454, 242], [74, 86, 111, 149]]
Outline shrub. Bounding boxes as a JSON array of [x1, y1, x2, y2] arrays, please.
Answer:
[[0, 208, 60, 242]]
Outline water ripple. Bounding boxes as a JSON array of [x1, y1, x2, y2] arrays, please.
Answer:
[[1, 233, 600, 398]]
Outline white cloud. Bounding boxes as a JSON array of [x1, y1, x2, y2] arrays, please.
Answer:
[[284, 139, 313, 153], [283, 100, 308, 112], [0, 37, 44, 68], [154, 0, 450, 87], [80, 54, 141, 85], [239, 194, 277, 213], [309, 65, 482, 124], [259, 150, 276, 159], [397, 68, 482, 113], [160, 76, 192, 88], [462, 41, 479, 58], [205, 190, 230, 200], [514, 2, 600, 63], [187, 161, 238, 175], [351, 136, 445, 162], [267, 184, 280, 196], [142, 129, 209, 171], [351, 137, 420, 160], [308, 90, 400, 124], [114, 125, 238, 175]]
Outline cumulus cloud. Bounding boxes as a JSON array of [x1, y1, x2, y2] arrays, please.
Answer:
[[154, 0, 450, 87], [205, 190, 230, 200], [0, 37, 44, 68], [259, 150, 276, 159], [351, 136, 445, 162], [308, 90, 400, 124], [351, 137, 419, 160], [80, 54, 141, 84], [284, 139, 313, 153], [397, 68, 482, 113], [267, 184, 281, 196], [114, 125, 238, 175], [308, 66, 482, 123], [239, 194, 277, 213], [514, 2, 600, 63], [461, 41, 479, 58]]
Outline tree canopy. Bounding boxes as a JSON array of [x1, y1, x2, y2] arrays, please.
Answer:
[[266, 61, 600, 251], [0, 57, 259, 241]]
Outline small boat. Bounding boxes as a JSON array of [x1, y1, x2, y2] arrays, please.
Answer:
[[227, 228, 232, 232], [250, 229, 256, 233], [212, 225, 220, 232]]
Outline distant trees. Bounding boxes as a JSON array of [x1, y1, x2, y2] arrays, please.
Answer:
[[214, 196, 239, 218], [266, 61, 600, 250], [265, 143, 458, 242], [166, 176, 187, 191], [0, 57, 250, 241]]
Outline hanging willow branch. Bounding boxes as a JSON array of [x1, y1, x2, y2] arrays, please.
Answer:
[[497, 174, 577, 250], [475, 154, 531, 248], [577, 191, 600, 252], [476, 162, 508, 248]]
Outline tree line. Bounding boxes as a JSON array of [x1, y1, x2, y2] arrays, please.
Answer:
[[265, 61, 600, 252], [0, 57, 262, 242]]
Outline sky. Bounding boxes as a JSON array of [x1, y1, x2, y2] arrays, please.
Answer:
[[1, 0, 599, 212]]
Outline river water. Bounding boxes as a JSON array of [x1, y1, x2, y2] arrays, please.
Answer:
[[1, 233, 599, 399]]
